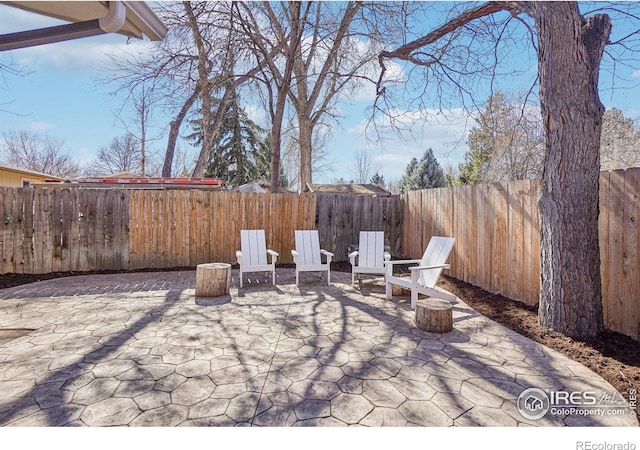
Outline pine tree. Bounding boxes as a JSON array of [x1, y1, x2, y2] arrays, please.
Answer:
[[398, 149, 446, 194], [370, 172, 386, 188], [189, 90, 270, 187], [456, 93, 504, 185], [457, 126, 493, 185]]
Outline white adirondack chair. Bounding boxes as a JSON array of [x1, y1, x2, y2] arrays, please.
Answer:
[[236, 229, 279, 288], [385, 236, 456, 309], [348, 231, 391, 286], [291, 230, 334, 286]]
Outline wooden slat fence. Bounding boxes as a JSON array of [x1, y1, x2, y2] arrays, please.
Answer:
[[127, 191, 316, 267], [315, 193, 403, 260], [2, 189, 404, 273], [404, 168, 639, 340], [0, 187, 129, 274], [599, 169, 640, 340]]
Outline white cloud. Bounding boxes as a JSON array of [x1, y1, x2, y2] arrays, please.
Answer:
[[10, 36, 150, 73], [29, 122, 56, 131], [332, 107, 472, 181], [75, 147, 98, 167]]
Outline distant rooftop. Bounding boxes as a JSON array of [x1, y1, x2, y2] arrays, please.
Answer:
[[308, 183, 391, 197], [33, 174, 225, 190]]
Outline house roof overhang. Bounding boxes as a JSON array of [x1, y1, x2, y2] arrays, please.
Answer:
[[0, 164, 66, 181], [0, 1, 167, 51]]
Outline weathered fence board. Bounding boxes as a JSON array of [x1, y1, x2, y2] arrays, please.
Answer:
[[125, 191, 318, 268], [316, 193, 403, 261], [404, 168, 640, 340], [0, 188, 130, 275]]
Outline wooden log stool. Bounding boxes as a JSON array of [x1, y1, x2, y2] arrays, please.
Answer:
[[415, 298, 453, 333], [195, 263, 231, 297]]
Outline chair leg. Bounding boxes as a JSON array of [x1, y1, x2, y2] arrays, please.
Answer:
[[352, 271, 355, 287], [272, 268, 276, 286], [385, 281, 392, 300], [239, 270, 243, 289], [296, 270, 299, 287], [327, 268, 331, 286], [411, 289, 418, 310]]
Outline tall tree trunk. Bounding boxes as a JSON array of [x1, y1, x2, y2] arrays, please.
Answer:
[[298, 111, 313, 191], [533, 2, 610, 338], [162, 87, 200, 177], [270, 89, 285, 192], [140, 102, 146, 177], [270, 2, 301, 193], [185, 1, 214, 178]]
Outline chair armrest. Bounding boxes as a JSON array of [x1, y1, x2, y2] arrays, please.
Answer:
[[267, 249, 279, 264], [291, 249, 299, 263], [348, 250, 358, 265], [384, 258, 420, 276], [320, 249, 333, 264], [384, 259, 421, 266], [384, 252, 391, 261], [408, 264, 450, 272], [236, 250, 243, 264]]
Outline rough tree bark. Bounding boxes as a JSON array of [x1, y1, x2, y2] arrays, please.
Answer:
[[268, 2, 301, 193], [162, 87, 200, 177], [291, 2, 362, 191], [528, 2, 610, 338], [184, 2, 214, 178], [379, 1, 612, 339]]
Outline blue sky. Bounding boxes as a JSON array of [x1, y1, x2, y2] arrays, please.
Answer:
[[1, 2, 640, 186]]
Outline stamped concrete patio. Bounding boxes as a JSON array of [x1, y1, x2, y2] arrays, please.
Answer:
[[0, 269, 636, 427]]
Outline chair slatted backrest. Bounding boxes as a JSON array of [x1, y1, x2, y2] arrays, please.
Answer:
[[295, 230, 321, 266], [241, 230, 267, 266], [418, 236, 455, 288], [359, 231, 385, 268]]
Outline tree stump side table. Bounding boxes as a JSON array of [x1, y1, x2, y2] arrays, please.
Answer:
[[415, 298, 453, 333], [195, 263, 231, 297]]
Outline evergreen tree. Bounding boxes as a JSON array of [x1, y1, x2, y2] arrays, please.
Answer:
[[457, 126, 493, 185], [189, 90, 270, 187], [370, 172, 386, 188], [398, 157, 418, 193], [456, 93, 503, 185], [398, 149, 446, 194]]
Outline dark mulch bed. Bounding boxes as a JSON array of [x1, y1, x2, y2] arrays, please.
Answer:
[[437, 274, 639, 419], [1, 263, 638, 419]]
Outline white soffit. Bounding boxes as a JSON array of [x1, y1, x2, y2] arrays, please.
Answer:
[[0, 1, 167, 50]]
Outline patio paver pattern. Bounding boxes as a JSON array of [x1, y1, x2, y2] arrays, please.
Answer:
[[0, 269, 636, 427]]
